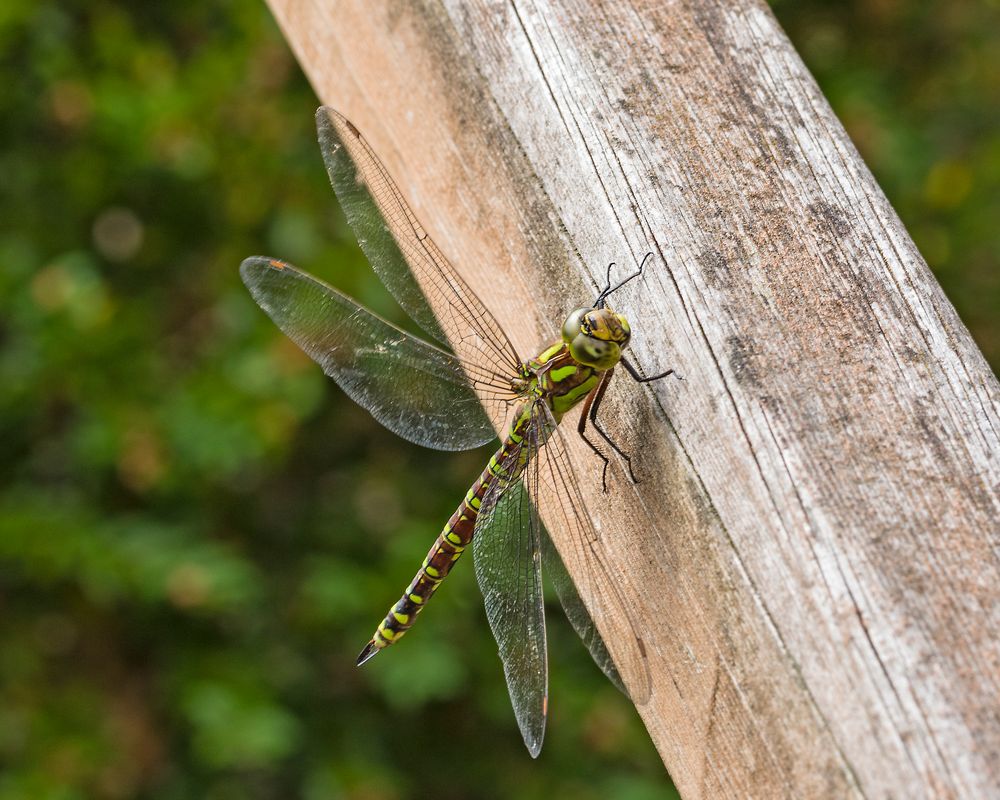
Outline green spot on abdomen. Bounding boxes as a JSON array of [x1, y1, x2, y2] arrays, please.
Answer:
[[378, 625, 398, 641]]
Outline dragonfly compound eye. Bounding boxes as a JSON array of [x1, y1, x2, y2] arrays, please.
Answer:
[[561, 307, 593, 343], [569, 334, 621, 370]]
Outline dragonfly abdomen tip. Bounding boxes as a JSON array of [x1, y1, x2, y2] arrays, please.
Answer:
[[356, 640, 380, 666]]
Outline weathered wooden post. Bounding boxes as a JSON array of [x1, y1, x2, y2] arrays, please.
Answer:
[[264, 1, 1000, 796]]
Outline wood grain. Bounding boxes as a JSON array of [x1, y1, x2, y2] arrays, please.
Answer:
[[264, 1, 1000, 796]]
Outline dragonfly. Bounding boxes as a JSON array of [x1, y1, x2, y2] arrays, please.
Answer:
[[240, 107, 675, 757]]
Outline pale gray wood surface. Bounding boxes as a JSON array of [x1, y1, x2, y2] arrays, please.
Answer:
[[264, 1, 1000, 796]]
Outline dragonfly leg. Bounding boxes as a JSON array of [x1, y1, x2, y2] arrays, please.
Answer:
[[577, 385, 612, 492], [586, 370, 642, 487], [620, 355, 678, 384], [578, 369, 638, 491], [584, 357, 680, 487]]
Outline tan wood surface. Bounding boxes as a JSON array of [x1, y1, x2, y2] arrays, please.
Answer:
[[264, 1, 1000, 796]]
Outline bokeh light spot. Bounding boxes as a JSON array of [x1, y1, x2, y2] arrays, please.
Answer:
[[93, 207, 144, 262]]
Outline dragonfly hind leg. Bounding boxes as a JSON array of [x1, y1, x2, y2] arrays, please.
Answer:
[[577, 370, 636, 492], [579, 358, 679, 491]]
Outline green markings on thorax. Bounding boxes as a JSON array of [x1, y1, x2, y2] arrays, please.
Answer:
[[552, 374, 600, 416], [550, 364, 578, 382], [530, 341, 601, 420]]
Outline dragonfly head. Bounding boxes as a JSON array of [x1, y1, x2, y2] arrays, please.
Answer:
[[561, 306, 631, 370]]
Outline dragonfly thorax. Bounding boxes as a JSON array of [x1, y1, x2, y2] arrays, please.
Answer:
[[561, 306, 631, 370]]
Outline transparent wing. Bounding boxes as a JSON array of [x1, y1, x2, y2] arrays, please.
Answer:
[[316, 106, 523, 425], [240, 256, 498, 451], [473, 407, 547, 757], [539, 527, 626, 695], [532, 403, 652, 703], [473, 396, 651, 757]]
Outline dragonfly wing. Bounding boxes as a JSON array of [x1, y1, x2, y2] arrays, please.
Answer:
[[241, 256, 498, 451], [532, 403, 653, 704], [539, 527, 626, 695], [473, 415, 547, 757], [316, 107, 524, 429]]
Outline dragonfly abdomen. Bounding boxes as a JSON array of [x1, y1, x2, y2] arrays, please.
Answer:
[[356, 422, 529, 666]]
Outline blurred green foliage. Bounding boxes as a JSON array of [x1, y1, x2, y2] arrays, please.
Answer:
[[0, 1, 995, 798]]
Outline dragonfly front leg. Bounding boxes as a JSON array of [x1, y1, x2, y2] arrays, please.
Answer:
[[620, 355, 676, 384]]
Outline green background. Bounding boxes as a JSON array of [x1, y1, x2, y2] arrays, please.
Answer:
[[0, 1, 995, 798]]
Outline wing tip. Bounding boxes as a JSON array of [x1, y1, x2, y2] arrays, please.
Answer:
[[525, 726, 544, 759], [521, 694, 547, 758], [239, 256, 289, 290], [316, 106, 358, 138]]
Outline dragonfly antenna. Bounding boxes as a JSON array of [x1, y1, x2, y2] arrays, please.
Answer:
[[595, 252, 653, 307]]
